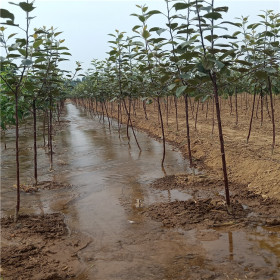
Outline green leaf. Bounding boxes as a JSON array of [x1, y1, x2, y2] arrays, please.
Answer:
[[204, 35, 218, 42], [168, 83, 176, 91], [0, 9, 15, 21], [156, 28, 167, 36], [8, 2, 19, 6], [255, 70, 267, 79], [143, 6, 148, 13], [138, 15, 145, 23], [173, 2, 191, 11], [221, 21, 242, 27], [61, 52, 72, 56], [142, 29, 150, 39], [232, 31, 241, 37], [34, 57, 46, 63], [219, 49, 235, 60], [204, 12, 222, 20], [21, 59, 33, 66], [57, 46, 69, 50], [179, 51, 200, 61], [235, 60, 252, 66], [176, 85, 187, 97], [33, 52, 45, 57], [166, 23, 178, 30], [180, 73, 191, 80], [33, 39, 43, 48], [264, 67, 277, 74], [54, 31, 63, 37], [215, 60, 225, 69], [147, 10, 161, 16], [202, 94, 211, 102], [18, 49, 27, 56], [8, 33, 17, 39], [247, 23, 261, 30], [214, 6, 229, 13], [7, 53, 21, 58], [19, 2, 35, 12], [1, 20, 19, 27], [233, 67, 249, 73], [202, 58, 214, 70]]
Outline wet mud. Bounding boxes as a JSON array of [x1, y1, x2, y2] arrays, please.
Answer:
[[1, 213, 91, 280], [1, 103, 280, 280]]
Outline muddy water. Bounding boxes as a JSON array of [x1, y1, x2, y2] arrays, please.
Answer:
[[1, 103, 279, 280]]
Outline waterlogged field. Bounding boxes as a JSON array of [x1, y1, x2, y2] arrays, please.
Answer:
[[1, 103, 280, 279], [1, 0, 280, 279]]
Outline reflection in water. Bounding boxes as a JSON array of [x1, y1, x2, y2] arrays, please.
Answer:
[[228, 231, 234, 261]]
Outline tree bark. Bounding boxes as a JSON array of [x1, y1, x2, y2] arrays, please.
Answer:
[[210, 72, 231, 210], [184, 94, 193, 166], [15, 92, 20, 222], [33, 99, 38, 185]]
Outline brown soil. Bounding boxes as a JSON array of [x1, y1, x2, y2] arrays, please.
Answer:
[[89, 96, 280, 230], [0, 213, 92, 280], [37, 180, 72, 190], [145, 174, 280, 229], [13, 181, 71, 193], [2, 99, 279, 279], [96, 95, 280, 201]]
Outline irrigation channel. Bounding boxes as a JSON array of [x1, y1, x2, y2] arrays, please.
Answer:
[[1, 102, 280, 279]]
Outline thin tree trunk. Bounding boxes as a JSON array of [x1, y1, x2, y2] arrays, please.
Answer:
[[255, 93, 261, 119], [210, 72, 231, 210], [212, 96, 215, 134], [235, 88, 238, 126], [166, 96, 169, 126], [33, 99, 38, 185], [246, 90, 256, 144], [265, 94, 271, 120], [123, 99, 141, 151], [143, 100, 148, 120], [117, 103, 121, 133], [229, 95, 233, 115], [260, 90, 263, 126], [268, 77, 276, 152], [184, 94, 193, 166], [174, 96, 179, 131], [189, 97, 195, 119], [195, 99, 200, 130], [49, 96, 53, 170], [2, 130, 7, 149], [42, 110, 45, 147], [15, 92, 20, 222], [157, 96, 165, 167], [103, 101, 111, 131]]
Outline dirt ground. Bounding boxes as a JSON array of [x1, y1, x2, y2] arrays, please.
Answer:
[[1, 213, 92, 280], [102, 94, 280, 201], [1, 97, 279, 279], [145, 174, 280, 229]]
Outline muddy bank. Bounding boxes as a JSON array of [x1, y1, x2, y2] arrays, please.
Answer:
[[89, 96, 280, 201], [145, 174, 280, 229], [1, 213, 92, 280]]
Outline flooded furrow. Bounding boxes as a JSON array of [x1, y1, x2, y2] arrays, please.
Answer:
[[1, 103, 279, 280]]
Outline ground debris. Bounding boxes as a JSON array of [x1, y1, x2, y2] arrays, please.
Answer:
[[146, 198, 247, 229]]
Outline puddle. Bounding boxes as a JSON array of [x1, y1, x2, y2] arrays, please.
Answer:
[[147, 189, 193, 204], [1, 103, 280, 279]]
